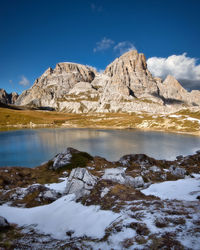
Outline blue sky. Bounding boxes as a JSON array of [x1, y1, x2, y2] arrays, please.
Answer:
[[0, 0, 200, 93]]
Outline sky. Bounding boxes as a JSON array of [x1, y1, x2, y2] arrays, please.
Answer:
[[0, 0, 200, 94]]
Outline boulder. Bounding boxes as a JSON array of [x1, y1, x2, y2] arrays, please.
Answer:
[[169, 166, 186, 178], [65, 168, 97, 198], [102, 168, 126, 184], [52, 148, 72, 170], [149, 166, 161, 173], [102, 167, 144, 188], [125, 176, 144, 188]]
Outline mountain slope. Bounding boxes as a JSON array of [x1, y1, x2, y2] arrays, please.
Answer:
[[15, 50, 200, 114]]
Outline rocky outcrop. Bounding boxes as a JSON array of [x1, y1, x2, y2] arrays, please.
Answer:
[[102, 167, 145, 188], [50, 147, 93, 171], [15, 63, 96, 109], [52, 148, 72, 170], [158, 75, 200, 106], [104, 50, 160, 101], [65, 168, 97, 198], [0, 89, 18, 105], [15, 50, 200, 113], [0, 148, 200, 249], [169, 166, 186, 178]]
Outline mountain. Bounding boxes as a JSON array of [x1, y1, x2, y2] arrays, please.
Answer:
[[0, 89, 19, 105], [15, 50, 200, 113]]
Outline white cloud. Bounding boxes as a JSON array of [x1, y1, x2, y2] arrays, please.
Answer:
[[19, 76, 30, 86], [91, 3, 103, 12], [114, 41, 136, 55], [147, 53, 200, 89], [93, 37, 115, 52]]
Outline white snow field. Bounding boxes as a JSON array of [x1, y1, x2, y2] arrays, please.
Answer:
[[141, 175, 200, 201], [0, 194, 119, 240]]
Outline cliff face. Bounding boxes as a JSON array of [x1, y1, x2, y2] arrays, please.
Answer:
[[15, 50, 200, 113], [104, 50, 159, 98], [15, 63, 96, 109], [0, 89, 18, 105]]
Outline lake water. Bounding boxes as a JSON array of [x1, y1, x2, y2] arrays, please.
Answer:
[[0, 128, 200, 167]]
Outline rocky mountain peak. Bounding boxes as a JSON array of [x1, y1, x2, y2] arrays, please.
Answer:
[[105, 50, 147, 77], [14, 50, 200, 113], [163, 75, 187, 92], [0, 88, 19, 105], [54, 62, 96, 83], [157, 75, 188, 103], [104, 50, 159, 98]]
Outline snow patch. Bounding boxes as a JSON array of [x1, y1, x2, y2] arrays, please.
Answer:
[[0, 195, 118, 240], [141, 176, 200, 201], [45, 178, 68, 193], [101, 187, 110, 198]]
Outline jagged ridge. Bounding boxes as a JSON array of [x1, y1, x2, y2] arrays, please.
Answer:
[[14, 50, 200, 114]]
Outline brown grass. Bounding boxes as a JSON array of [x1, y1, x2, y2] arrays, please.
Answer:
[[0, 107, 200, 135]]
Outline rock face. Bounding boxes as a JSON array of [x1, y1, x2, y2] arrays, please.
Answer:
[[65, 168, 97, 198], [15, 63, 96, 109], [104, 50, 159, 99], [102, 167, 144, 188], [158, 75, 200, 106], [0, 89, 18, 105], [52, 148, 72, 170], [15, 50, 200, 113], [169, 166, 186, 178]]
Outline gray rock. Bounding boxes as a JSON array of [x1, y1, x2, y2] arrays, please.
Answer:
[[102, 167, 144, 188], [52, 148, 72, 170], [125, 176, 144, 188], [169, 166, 186, 177], [149, 166, 161, 173], [65, 168, 97, 198], [102, 168, 126, 184], [0, 216, 9, 228], [42, 190, 60, 201]]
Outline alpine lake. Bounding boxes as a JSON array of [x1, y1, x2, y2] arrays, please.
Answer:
[[1, 128, 200, 167]]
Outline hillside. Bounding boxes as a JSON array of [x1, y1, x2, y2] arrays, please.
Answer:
[[13, 50, 200, 114]]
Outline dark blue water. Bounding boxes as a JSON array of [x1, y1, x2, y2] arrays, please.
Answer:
[[0, 128, 200, 167]]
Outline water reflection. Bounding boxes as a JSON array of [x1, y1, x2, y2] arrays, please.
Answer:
[[0, 128, 200, 167]]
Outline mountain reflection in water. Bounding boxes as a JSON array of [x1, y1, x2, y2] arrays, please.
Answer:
[[0, 128, 200, 167]]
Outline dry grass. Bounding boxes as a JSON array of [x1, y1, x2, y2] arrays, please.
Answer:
[[0, 107, 200, 135]]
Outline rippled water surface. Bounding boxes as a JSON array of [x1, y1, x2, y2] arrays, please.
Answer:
[[0, 128, 200, 167]]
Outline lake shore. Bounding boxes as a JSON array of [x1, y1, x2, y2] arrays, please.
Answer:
[[0, 147, 200, 249], [1, 107, 200, 136]]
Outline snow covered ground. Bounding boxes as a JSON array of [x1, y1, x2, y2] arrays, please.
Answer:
[[141, 175, 200, 201], [45, 177, 68, 193], [0, 194, 119, 240]]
